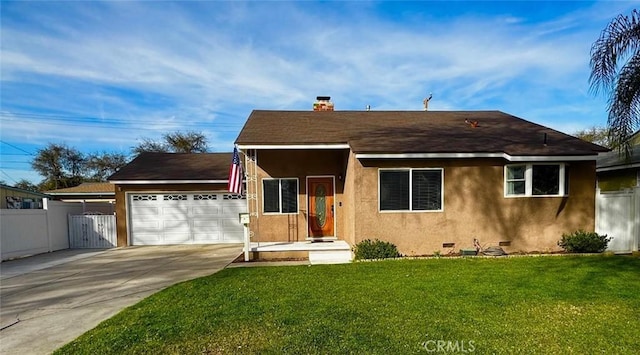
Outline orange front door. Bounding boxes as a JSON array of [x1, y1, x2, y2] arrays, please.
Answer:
[[308, 177, 334, 238]]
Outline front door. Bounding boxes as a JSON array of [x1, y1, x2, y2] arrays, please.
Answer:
[[308, 177, 335, 238]]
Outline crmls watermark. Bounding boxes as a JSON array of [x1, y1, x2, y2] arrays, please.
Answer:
[[420, 335, 475, 353]]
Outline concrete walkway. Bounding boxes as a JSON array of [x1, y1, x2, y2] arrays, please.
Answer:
[[0, 244, 242, 354]]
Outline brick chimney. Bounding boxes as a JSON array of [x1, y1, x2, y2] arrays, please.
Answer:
[[313, 96, 334, 111]]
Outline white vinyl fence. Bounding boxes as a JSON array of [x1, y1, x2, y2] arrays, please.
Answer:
[[596, 187, 640, 252], [68, 215, 117, 248], [1, 200, 116, 261], [1, 200, 82, 261]]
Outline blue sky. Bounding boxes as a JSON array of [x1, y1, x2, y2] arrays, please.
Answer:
[[1, 1, 637, 185]]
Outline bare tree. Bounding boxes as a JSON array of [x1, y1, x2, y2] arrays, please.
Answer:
[[573, 126, 613, 148], [86, 152, 129, 181], [132, 131, 208, 155], [14, 179, 39, 192], [32, 143, 85, 189]]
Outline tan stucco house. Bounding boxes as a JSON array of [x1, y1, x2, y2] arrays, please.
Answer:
[[235, 109, 608, 256], [107, 107, 608, 258]]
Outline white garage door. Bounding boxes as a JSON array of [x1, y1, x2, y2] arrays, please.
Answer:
[[128, 192, 246, 245]]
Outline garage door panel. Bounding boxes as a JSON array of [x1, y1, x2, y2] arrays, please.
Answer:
[[132, 234, 162, 245], [193, 219, 220, 230], [129, 192, 246, 245], [133, 220, 161, 231], [162, 207, 189, 218], [131, 206, 160, 215], [163, 220, 191, 233], [192, 206, 220, 216], [221, 218, 241, 228]]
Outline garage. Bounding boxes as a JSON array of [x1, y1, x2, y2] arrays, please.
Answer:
[[128, 192, 246, 245], [108, 152, 245, 247]]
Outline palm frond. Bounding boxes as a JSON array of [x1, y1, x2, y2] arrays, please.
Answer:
[[607, 51, 640, 155], [589, 9, 640, 95]]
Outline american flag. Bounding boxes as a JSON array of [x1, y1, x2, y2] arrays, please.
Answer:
[[228, 147, 243, 194]]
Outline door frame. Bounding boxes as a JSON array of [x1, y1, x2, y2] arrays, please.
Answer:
[[306, 175, 337, 240]]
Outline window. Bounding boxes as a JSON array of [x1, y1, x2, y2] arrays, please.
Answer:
[[263, 178, 298, 213], [505, 164, 567, 197], [506, 165, 526, 195], [379, 169, 443, 211]]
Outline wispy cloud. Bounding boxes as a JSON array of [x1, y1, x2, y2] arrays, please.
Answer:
[[0, 1, 635, 183]]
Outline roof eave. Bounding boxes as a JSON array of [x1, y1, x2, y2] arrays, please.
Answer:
[[47, 192, 115, 196], [596, 162, 640, 172], [236, 144, 350, 150], [354, 152, 600, 162], [109, 180, 231, 184]]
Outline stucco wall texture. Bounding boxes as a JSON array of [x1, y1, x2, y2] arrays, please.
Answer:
[[353, 157, 597, 255], [250, 149, 348, 243], [253, 149, 598, 256]]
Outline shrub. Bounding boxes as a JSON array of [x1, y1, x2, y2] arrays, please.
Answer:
[[558, 230, 611, 253], [353, 239, 400, 260]]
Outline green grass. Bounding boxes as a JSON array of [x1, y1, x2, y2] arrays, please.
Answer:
[[56, 256, 640, 354]]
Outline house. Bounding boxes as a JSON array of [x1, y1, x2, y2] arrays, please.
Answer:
[[0, 184, 50, 209], [596, 132, 640, 192], [46, 182, 116, 214], [595, 132, 640, 252], [108, 153, 246, 247], [46, 182, 115, 202], [234, 100, 608, 256]]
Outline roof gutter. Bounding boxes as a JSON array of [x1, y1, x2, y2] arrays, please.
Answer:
[[354, 152, 599, 162], [596, 162, 640, 172], [47, 192, 115, 196], [237, 144, 350, 150], [109, 180, 231, 184]]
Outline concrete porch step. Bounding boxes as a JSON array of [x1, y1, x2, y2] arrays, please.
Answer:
[[249, 241, 353, 264], [308, 249, 352, 264]]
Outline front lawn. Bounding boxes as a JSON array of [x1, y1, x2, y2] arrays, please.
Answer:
[[57, 256, 640, 354]]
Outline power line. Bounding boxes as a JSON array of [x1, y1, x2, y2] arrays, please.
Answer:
[[0, 169, 18, 184], [0, 141, 34, 155], [0, 118, 242, 132], [1, 111, 243, 127]]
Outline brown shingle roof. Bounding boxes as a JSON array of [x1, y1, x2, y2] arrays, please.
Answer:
[[108, 153, 232, 181], [236, 110, 608, 156], [46, 182, 114, 195]]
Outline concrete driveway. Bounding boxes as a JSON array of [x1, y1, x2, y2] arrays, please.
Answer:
[[0, 244, 242, 354]]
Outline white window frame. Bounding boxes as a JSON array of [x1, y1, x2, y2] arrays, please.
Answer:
[[504, 163, 567, 197], [378, 168, 444, 213], [262, 178, 299, 214]]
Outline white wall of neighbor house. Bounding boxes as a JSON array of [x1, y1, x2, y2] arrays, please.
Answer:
[[0, 200, 113, 261], [596, 187, 640, 252]]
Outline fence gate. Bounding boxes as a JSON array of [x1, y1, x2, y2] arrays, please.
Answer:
[[69, 214, 117, 248], [595, 188, 640, 252]]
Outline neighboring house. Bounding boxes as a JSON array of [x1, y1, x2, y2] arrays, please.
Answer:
[[46, 182, 117, 214], [108, 153, 246, 247], [235, 107, 608, 256], [0, 184, 50, 209], [596, 132, 640, 192], [596, 132, 640, 252], [46, 182, 115, 202]]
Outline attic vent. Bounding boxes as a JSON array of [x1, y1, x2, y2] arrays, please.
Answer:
[[313, 96, 334, 111]]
